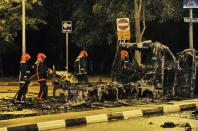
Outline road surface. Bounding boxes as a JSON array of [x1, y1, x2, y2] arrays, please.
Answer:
[[51, 112, 198, 131]]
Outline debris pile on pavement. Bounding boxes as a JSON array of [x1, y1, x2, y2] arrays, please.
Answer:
[[192, 110, 198, 115], [160, 122, 178, 128], [165, 111, 198, 121], [0, 95, 161, 120], [184, 123, 192, 131], [191, 110, 198, 119], [179, 123, 192, 131]]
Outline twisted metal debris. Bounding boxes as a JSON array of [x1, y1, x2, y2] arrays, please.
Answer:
[[53, 40, 198, 103]]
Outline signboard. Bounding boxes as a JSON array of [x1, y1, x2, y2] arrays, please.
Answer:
[[116, 18, 131, 41], [184, 17, 198, 23], [62, 21, 72, 33], [183, 0, 198, 8]]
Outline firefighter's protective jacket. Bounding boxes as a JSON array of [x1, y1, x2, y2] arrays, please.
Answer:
[[36, 61, 48, 81], [19, 62, 31, 83], [74, 56, 87, 75]]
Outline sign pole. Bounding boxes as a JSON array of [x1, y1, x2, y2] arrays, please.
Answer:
[[66, 32, 69, 79], [62, 20, 72, 79], [189, 8, 193, 49], [22, 0, 26, 54]]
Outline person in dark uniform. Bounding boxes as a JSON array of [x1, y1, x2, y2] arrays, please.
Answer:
[[74, 50, 88, 83], [16, 53, 31, 103], [120, 49, 129, 70], [35, 52, 48, 100]]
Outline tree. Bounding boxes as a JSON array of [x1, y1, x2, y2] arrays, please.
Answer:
[[133, 0, 183, 64], [134, 0, 143, 65], [0, 0, 46, 76]]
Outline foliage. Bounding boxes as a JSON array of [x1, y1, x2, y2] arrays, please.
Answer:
[[0, 0, 46, 48], [145, 0, 183, 22], [70, 0, 183, 47], [0, 0, 184, 49]]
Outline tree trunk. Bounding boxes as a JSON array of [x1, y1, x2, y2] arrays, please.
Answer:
[[134, 0, 142, 65], [141, 0, 146, 38]]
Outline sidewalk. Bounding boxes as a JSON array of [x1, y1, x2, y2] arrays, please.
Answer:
[[0, 98, 198, 130]]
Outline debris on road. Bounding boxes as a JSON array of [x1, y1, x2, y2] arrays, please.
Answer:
[[184, 123, 192, 131], [160, 121, 178, 128], [192, 110, 198, 115]]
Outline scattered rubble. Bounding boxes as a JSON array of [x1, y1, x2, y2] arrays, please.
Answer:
[[191, 110, 198, 119], [184, 123, 192, 131], [179, 123, 192, 131], [149, 122, 153, 125], [160, 122, 178, 128], [0, 96, 163, 120], [191, 110, 198, 115]]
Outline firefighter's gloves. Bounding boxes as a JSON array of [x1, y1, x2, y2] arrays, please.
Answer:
[[24, 76, 27, 80], [48, 68, 53, 75]]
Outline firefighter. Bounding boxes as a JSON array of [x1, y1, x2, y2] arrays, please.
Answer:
[[36, 53, 48, 100], [16, 53, 31, 103], [120, 49, 129, 69], [74, 50, 88, 83]]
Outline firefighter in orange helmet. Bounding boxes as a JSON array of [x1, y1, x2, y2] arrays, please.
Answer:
[[35, 53, 48, 100], [120, 50, 129, 69], [16, 53, 31, 103], [79, 50, 88, 57], [74, 50, 88, 83]]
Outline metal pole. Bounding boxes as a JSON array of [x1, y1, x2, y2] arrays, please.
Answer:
[[22, 0, 26, 54], [66, 32, 69, 78], [189, 8, 193, 49]]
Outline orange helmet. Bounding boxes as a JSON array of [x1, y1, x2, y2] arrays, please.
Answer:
[[21, 53, 31, 63], [121, 50, 128, 59], [37, 53, 46, 61], [79, 50, 88, 57]]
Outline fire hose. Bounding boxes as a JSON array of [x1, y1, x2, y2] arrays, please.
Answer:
[[12, 73, 39, 102]]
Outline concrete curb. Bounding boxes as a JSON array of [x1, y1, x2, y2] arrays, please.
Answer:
[[0, 103, 197, 131]]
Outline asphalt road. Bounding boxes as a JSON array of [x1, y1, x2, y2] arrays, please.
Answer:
[[51, 112, 198, 131]]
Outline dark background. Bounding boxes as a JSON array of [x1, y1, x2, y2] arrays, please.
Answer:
[[2, 21, 197, 77], [2, 0, 198, 77]]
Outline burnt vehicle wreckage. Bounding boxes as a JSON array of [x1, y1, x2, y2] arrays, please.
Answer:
[[52, 40, 198, 103]]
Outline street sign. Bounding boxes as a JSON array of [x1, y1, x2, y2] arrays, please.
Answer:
[[183, 0, 198, 8], [184, 17, 198, 23], [62, 21, 72, 33], [117, 18, 130, 31], [116, 18, 131, 41]]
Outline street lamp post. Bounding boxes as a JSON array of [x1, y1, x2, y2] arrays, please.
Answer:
[[22, 0, 26, 54]]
